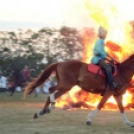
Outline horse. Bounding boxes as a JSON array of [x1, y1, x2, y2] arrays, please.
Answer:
[[24, 54, 134, 127]]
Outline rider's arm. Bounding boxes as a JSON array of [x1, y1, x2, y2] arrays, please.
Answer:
[[107, 53, 119, 64], [94, 39, 107, 58], [107, 53, 113, 60]]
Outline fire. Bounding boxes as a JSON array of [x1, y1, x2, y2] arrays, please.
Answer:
[[56, 0, 134, 109]]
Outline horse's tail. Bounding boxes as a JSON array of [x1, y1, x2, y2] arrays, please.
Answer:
[[24, 63, 58, 98]]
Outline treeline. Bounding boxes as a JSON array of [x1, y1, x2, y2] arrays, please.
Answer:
[[0, 26, 87, 77]]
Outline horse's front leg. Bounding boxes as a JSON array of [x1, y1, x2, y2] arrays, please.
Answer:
[[87, 90, 113, 126], [114, 95, 134, 127]]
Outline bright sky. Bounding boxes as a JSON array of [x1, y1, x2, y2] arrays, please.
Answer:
[[0, 0, 95, 30], [0, 0, 67, 22], [1, 0, 134, 31]]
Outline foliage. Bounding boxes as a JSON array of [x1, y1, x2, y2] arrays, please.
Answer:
[[0, 26, 84, 77], [3, 47, 9, 52], [8, 32, 16, 37], [31, 33, 39, 39]]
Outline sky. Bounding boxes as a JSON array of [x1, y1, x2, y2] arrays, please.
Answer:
[[1, 0, 134, 31], [0, 0, 95, 31]]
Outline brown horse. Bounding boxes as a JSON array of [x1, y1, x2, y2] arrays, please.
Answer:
[[24, 54, 134, 127]]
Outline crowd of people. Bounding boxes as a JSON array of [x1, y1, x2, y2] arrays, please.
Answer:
[[0, 65, 56, 96], [0, 65, 30, 95], [0, 26, 84, 96]]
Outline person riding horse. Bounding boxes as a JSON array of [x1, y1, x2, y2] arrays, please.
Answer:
[[91, 26, 120, 90]]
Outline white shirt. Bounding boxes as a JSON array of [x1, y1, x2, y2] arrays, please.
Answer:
[[0, 76, 7, 88]]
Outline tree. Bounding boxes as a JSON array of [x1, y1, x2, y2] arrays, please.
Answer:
[[0, 26, 84, 76], [31, 33, 39, 39]]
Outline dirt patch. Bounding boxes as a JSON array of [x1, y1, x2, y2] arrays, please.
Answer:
[[0, 93, 134, 134]]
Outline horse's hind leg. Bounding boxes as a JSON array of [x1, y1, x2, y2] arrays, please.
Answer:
[[33, 86, 57, 119], [114, 95, 134, 127], [34, 84, 72, 119]]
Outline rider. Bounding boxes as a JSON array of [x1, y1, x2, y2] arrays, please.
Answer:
[[91, 26, 119, 90]]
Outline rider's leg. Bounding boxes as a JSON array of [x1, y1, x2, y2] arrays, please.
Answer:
[[98, 60, 119, 90]]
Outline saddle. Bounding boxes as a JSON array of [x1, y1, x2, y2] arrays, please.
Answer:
[[88, 63, 117, 77]]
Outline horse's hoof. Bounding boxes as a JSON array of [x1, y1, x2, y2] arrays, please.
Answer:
[[131, 124, 134, 128], [46, 109, 50, 113], [33, 113, 38, 119], [86, 121, 92, 126], [39, 109, 46, 115]]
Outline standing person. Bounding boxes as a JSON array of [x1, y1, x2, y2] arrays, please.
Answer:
[[8, 68, 24, 96], [41, 72, 57, 94], [22, 65, 31, 83], [0, 73, 7, 90], [7, 76, 16, 96], [91, 26, 120, 90], [12, 69, 24, 87]]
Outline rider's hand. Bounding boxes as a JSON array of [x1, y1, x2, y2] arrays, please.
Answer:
[[112, 58, 119, 64], [110, 58, 114, 62]]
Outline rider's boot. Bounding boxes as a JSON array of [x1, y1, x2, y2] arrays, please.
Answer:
[[105, 70, 120, 90]]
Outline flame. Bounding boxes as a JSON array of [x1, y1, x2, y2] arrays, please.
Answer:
[[56, 0, 134, 109]]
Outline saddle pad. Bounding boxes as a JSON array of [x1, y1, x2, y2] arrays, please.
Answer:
[[88, 64, 117, 77]]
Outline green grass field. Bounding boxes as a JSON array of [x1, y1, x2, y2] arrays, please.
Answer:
[[0, 92, 134, 134]]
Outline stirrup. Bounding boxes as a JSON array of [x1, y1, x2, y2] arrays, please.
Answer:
[[110, 82, 120, 90]]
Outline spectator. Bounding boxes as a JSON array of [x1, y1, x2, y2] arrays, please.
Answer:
[[42, 72, 57, 94], [34, 72, 57, 96], [7, 77, 16, 96], [0, 73, 7, 89], [21, 65, 31, 83], [12, 68, 24, 87]]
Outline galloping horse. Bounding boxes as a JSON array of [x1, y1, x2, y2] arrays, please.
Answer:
[[24, 54, 134, 127]]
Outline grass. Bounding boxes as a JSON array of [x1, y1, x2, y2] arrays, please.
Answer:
[[0, 92, 134, 134]]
